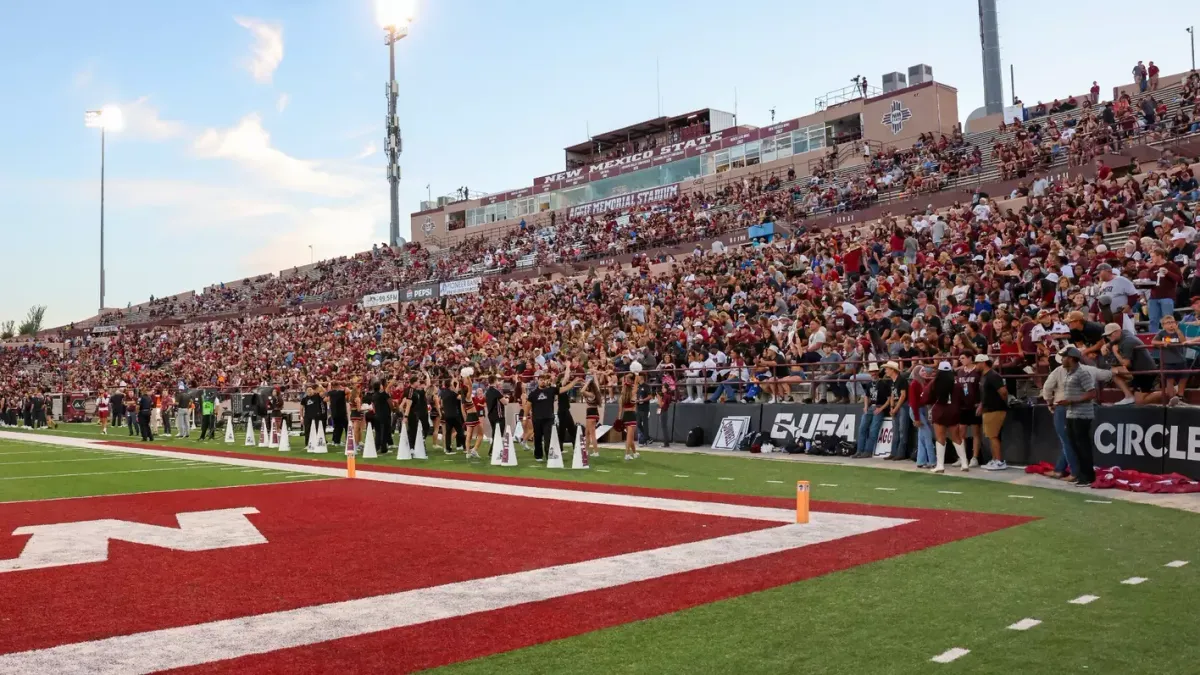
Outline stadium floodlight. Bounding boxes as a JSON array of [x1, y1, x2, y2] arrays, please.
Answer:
[[378, 0, 414, 247], [377, 0, 416, 34], [85, 105, 122, 312]]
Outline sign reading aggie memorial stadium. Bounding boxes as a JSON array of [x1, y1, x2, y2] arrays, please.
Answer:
[[567, 184, 680, 219]]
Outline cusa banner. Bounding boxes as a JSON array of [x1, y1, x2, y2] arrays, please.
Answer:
[[439, 277, 481, 297], [361, 290, 399, 309], [567, 184, 680, 219]]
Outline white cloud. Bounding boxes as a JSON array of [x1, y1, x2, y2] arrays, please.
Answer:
[[234, 16, 284, 84], [354, 142, 377, 159], [193, 114, 367, 197], [276, 93, 290, 113], [116, 96, 187, 141]]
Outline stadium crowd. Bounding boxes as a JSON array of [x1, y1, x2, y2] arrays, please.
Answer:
[[4, 68, 1200, 478]]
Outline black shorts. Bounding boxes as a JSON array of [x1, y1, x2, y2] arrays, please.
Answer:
[[1131, 372, 1158, 393], [958, 411, 981, 426], [465, 411, 480, 427], [586, 406, 599, 421], [620, 410, 637, 425]]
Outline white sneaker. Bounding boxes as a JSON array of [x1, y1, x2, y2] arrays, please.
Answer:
[[624, 454, 633, 461], [990, 460, 1008, 471], [968, 457, 979, 468], [931, 466, 945, 474], [1114, 396, 1135, 406], [633, 451, 640, 459]]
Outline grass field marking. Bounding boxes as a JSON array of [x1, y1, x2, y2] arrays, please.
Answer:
[[673, 474, 690, 478], [766, 480, 784, 484], [930, 647, 970, 664], [1008, 495, 1035, 499], [595, 469, 611, 473], [0, 466, 220, 482], [634, 472, 647, 476], [0, 456, 149, 466], [1068, 594, 1099, 605], [1121, 577, 1148, 585], [1085, 500, 1113, 504], [875, 487, 896, 491], [717, 477, 734, 481], [1165, 560, 1190, 568], [819, 483, 839, 487], [938, 490, 963, 495], [1007, 618, 1042, 631]]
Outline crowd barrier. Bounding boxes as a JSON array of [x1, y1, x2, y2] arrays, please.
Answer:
[[600, 401, 1200, 480]]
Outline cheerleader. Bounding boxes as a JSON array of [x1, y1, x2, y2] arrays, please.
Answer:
[[96, 390, 110, 435], [582, 376, 603, 457], [349, 382, 366, 448], [619, 372, 641, 461], [556, 366, 582, 454], [462, 373, 483, 459], [929, 361, 966, 473]]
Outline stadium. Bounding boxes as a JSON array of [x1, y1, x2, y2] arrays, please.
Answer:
[[3, 0, 1200, 672]]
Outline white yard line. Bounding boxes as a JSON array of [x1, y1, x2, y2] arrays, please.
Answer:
[[766, 480, 784, 484], [938, 491, 963, 495], [1165, 560, 1189, 568], [1120, 577, 1148, 585], [673, 474, 690, 478], [1007, 618, 1041, 631], [0, 466, 214, 481], [717, 477, 734, 481], [875, 487, 896, 492], [1008, 495, 1034, 499], [931, 648, 970, 664], [1085, 500, 1113, 504], [0, 519, 909, 675], [0, 456, 149, 466], [819, 483, 839, 487], [1068, 595, 1099, 605]]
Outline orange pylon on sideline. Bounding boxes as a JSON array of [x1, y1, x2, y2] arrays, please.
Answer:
[[346, 444, 357, 479], [796, 481, 810, 524]]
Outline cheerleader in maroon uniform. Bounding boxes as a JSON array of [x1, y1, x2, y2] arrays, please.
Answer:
[[461, 373, 483, 459], [928, 362, 965, 473]]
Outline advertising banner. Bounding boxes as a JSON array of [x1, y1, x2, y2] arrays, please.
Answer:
[[402, 283, 439, 302], [438, 276, 481, 297], [361, 290, 399, 309], [90, 326, 119, 334]]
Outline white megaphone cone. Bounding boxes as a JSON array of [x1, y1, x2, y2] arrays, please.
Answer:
[[278, 420, 290, 452], [490, 423, 505, 466], [413, 421, 428, 459], [571, 426, 590, 470], [361, 424, 375, 458], [307, 420, 319, 453], [260, 420, 269, 448], [547, 427, 565, 469], [314, 422, 328, 453], [502, 429, 518, 466], [245, 418, 257, 446], [224, 417, 235, 443], [395, 420, 412, 460]]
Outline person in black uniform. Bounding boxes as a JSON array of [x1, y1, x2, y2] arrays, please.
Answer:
[[31, 393, 46, 429], [373, 379, 392, 454], [137, 390, 154, 441], [403, 373, 432, 450], [110, 390, 126, 434], [635, 377, 652, 445], [301, 385, 323, 447], [326, 382, 349, 446], [556, 369, 581, 450], [438, 379, 465, 454], [251, 387, 268, 436], [528, 371, 559, 462], [485, 375, 506, 437]]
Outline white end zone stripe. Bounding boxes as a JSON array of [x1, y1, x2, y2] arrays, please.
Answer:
[[0, 518, 908, 674]]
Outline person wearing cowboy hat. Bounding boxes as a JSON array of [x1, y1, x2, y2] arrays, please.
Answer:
[[1057, 347, 1098, 486], [882, 361, 912, 461], [855, 361, 890, 459], [974, 354, 1010, 470]]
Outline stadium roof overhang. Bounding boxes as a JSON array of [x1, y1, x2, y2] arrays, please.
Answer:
[[564, 108, 709, 154]]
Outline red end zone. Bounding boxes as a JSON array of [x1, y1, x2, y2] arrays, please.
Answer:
[[0, 472, 1030, 673]]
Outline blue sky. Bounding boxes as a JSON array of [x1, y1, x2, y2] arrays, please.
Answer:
[[0, 0, 1196, 327]]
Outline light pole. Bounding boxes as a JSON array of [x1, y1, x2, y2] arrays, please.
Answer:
[[1188, 27, 1196, 72], [84, 106, 123, 312], [308, 245, 314, 264], [378, 0, 415, 248]]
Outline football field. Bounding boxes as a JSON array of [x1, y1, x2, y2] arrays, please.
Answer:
[[1, 424, 1198, 674]]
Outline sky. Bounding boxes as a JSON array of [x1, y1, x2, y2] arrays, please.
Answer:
[[0, 0, 1196, 328]]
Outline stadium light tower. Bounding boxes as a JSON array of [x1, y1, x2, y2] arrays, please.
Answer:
[[378, 0, 415, 248], [84, 105, 124, 312]]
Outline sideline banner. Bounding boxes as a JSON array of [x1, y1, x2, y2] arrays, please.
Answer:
[[361, 290, 399, 309], [403, 282, 439, 302], [439, 277, 481, 297]]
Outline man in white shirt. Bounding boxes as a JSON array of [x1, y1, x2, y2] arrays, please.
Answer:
[[972, 198, 992, 222]]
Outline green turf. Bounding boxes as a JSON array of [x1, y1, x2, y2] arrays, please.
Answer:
[[0, 436, 329, 502], [4, 423, 1199, 674]]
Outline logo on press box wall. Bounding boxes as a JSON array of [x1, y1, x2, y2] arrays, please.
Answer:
[[882, 100, 913, 135]]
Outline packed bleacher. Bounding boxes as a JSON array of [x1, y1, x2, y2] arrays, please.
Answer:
[[4, 70, 1200, 476]]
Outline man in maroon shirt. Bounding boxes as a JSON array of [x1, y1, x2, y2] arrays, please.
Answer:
[[1147, 247, 1182, 333]]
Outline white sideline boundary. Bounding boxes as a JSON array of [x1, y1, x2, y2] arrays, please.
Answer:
[[0, 430, 914, 674]]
